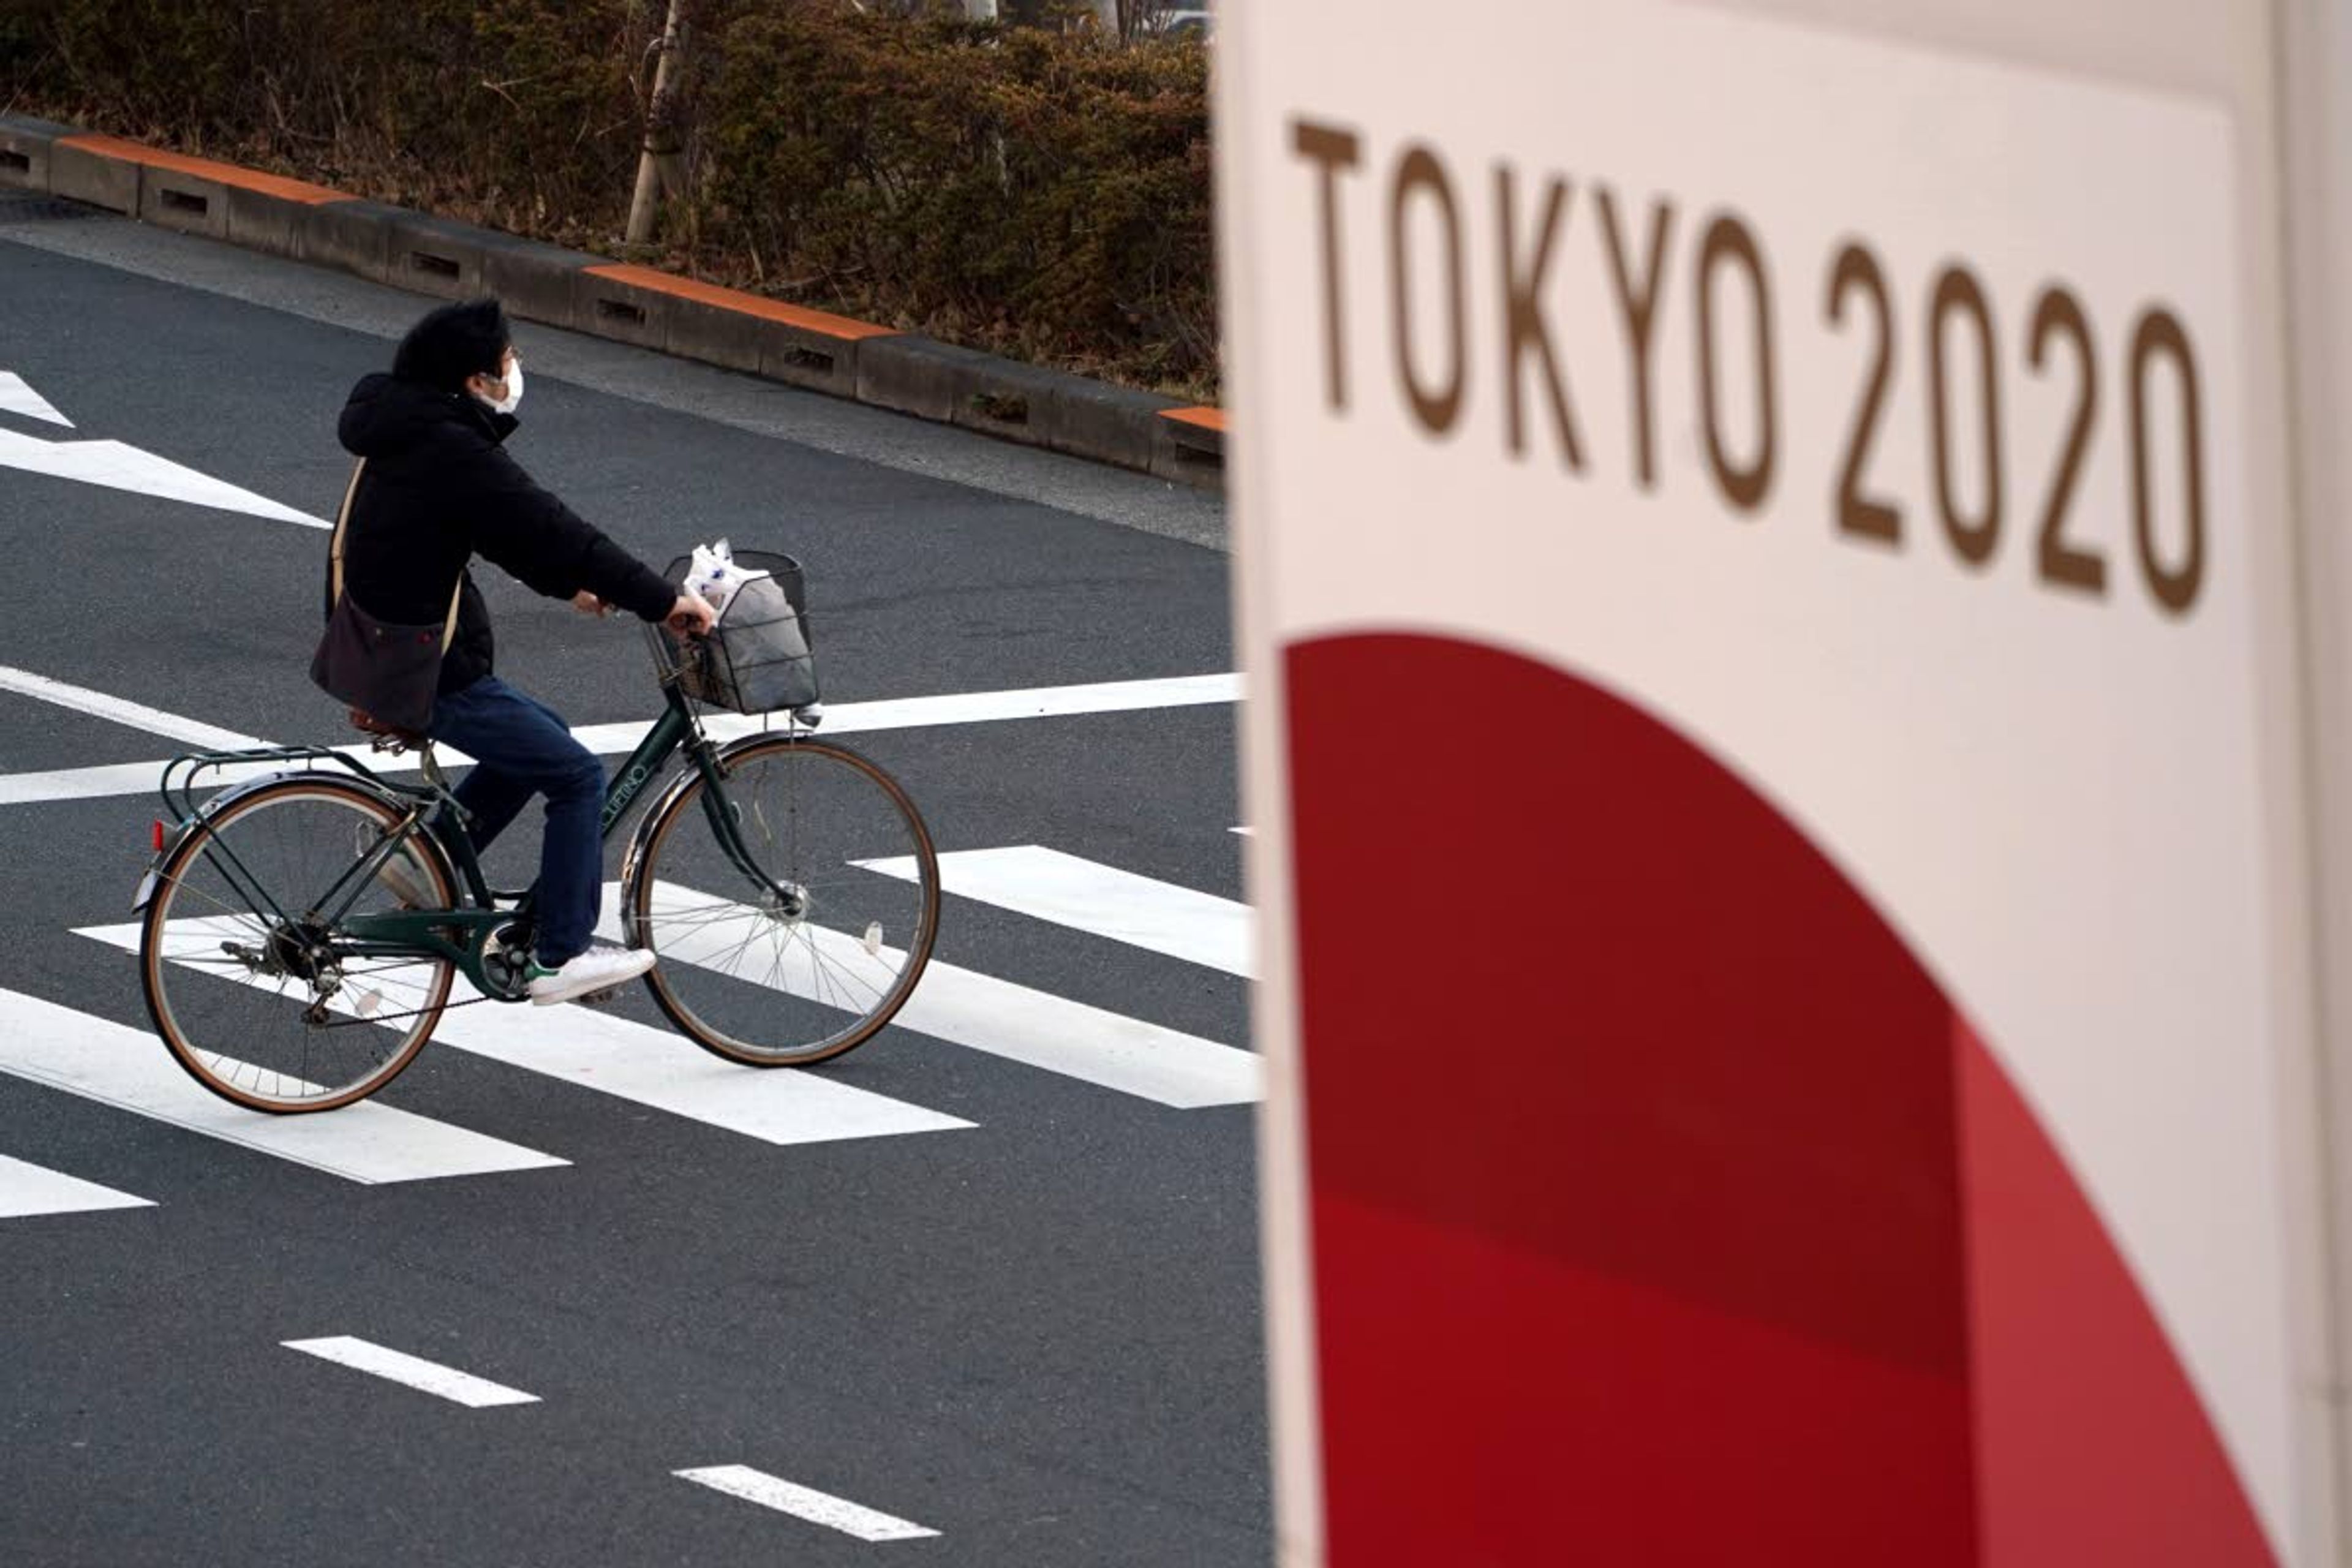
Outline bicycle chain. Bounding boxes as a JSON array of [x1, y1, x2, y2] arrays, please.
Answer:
[[307, 992, 499, 1030], [307, 984, 627, 1030]]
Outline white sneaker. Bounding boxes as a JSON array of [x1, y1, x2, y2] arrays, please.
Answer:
[[526, 944, 657, 1006]]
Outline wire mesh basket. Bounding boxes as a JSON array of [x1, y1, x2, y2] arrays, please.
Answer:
[[652, 549, 820, 715]]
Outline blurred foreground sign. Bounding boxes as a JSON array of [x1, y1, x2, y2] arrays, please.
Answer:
[[1220, 4, 2298, 1563]]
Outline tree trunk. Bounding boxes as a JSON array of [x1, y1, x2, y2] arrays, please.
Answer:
[[625, 0, 690, 247]]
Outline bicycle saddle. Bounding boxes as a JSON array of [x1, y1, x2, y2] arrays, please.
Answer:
[[346, 706, 427, 753]]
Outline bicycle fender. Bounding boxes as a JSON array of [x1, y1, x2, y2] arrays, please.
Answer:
[[616, 762, 709, 941], [133, 819, 195, 911], [614, 733, 815, 943]]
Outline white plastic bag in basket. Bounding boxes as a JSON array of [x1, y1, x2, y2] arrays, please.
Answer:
[[682, 537, 772, 622]]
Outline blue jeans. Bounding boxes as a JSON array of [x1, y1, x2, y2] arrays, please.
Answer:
[[426, 676, 605, 967]]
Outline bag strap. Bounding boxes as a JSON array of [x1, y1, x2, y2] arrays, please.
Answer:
[[326, 458, 463, 654], [326, 458, 364, 605]]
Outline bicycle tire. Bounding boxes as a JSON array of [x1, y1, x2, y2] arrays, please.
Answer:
[[627, 735, 940, 1067], [140, 775, 457, 1114]]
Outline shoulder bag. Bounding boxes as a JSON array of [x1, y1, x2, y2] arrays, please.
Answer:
[[307, 459, 462, 735]]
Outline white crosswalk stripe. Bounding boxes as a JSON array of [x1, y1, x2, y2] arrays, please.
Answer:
[[0, 1152, 153, 1218], [425, 1000, 976, 1146], [859, 845, 1254, 978], [75, 920, 975, 1148], [622, 879, 1260, 1108], [0, 984, 565, 1184], [13, 829, 1255, 1213]]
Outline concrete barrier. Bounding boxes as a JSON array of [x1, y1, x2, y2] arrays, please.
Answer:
[[46, 136, 138, 214], [44, 134, 352, 252], [294, 198, 403, 283], [1044, 378, 1183, 473], [857, 335, 1188, 476], [225, 181, 345, 262], [481, 237, 603, 332], [132, 163, 230, 241], [0, 115, 74, 194], [384, 210, 497, 300], [578, 265, 888, 399], [853, 334, 995, 425], [571, 265, 671, 353], [1155, 407, 1226, 484]]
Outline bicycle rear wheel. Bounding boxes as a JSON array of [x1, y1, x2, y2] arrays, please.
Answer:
[[628, 736, 939, 1066], [140, 776, 457, 1114]]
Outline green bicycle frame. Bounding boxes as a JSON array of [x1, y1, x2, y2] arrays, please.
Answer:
[[184, 682, 801, 1001]]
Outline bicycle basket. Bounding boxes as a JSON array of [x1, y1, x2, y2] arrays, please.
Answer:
[[659, 550, 820, 715]]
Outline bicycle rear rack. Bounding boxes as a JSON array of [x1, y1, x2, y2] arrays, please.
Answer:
[[158, 744, 429, 824]]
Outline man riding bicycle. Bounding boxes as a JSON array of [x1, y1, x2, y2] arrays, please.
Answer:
[[328, 297, 716, 1006]]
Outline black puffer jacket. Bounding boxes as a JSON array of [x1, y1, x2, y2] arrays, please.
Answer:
[[331, 374, 676, 694]]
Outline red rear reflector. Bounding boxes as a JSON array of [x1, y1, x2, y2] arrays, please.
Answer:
[[151, 820, 166, 853]]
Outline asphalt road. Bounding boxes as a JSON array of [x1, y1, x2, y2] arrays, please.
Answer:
[[0, 195, 1261, 1566]]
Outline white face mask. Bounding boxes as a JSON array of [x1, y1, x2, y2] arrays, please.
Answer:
[[478, 357, 524, 415]]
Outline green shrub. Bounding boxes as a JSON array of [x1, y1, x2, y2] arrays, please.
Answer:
[[4, 1, 1216, 396]]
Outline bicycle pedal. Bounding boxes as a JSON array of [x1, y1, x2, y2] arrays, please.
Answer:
[[576, 986, 626, 1008]]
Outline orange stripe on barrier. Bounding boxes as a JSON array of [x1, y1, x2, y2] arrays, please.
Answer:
[[56, 134, 349, 205], [583, 263, 897, 342], [1161, 406, 1226, 433]]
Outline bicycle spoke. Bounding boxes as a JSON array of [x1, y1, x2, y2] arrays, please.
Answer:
[[633, 739, 936, 1065], [141, 783, 458, 1112]]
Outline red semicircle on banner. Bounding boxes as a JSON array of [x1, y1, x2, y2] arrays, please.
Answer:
[[1281, 631, 2275, 1567]]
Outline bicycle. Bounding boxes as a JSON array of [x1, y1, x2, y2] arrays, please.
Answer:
[[130, 554, 941, 1115]]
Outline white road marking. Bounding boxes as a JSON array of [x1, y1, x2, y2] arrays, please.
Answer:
[[0, 981, 567, 1185], [422, 986, 976, 1147], [281, 1336, 540, 1408], [862, 845, 1253, 978], [631, 880, 1260, 1108], [0, 741, 431, 809], [0, 672, 1242, 808], [82, 919, 972, 1147], [0, 371, 73, 428], [0, 663, 266, 750], [674, 1464, 939, 1542], [0, 1153, 153, 1218], [566, 669, 1243, 755], [0, 425, 326, 527]]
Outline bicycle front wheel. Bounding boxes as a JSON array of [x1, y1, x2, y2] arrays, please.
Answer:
[[628, 736, 940, 1066], [140, 776, 457, 1114]]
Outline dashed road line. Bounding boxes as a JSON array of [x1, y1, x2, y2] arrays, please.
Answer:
[[674, 1464, 940, 1542], [281, 1336, 540, 1408]]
